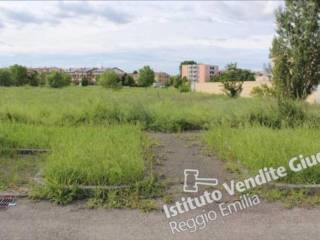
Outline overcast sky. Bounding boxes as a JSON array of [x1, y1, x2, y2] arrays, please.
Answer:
[[0, 1, 283, 74]]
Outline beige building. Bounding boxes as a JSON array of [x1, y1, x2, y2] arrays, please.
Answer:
[[154, 72, 170, 86], [66, 67, 126, 85], [31, 67, 63, 74]]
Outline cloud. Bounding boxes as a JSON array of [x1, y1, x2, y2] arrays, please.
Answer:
[[0, 6, 58, 25], [0, 2, 133, 26], [0, 1, 283, 72], [55, 2, 133, 24]]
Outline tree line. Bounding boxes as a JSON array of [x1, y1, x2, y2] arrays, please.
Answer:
[[0, 65, 157, 89], [0, 64, 71, 88]]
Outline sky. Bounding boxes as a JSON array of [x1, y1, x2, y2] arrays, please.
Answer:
[[0, 1, 283, 74]]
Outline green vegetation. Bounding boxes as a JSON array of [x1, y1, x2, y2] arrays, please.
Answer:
[[0, 68, 13, 86], [251, 84, 276, 97], [204, 127, 320, 184], [0, 155, 44, 191], [99, 70, 122, 89], [168, 75, 191, 92], [211, 63, 255, 82], [0, 121, 159, 205], [212, 63, 254, 97], [1, 87, 320, 131], [81, 76, 89, 86], [137, 66, 154, 87], [120, 73, 135, 87], [271, 0, 320, 99], [1, 86, 320, 206], [47, 71, 71, 88], [9, 64, 29, 86]]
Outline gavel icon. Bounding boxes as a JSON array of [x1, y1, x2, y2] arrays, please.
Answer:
[[183, 169, 219, 193]]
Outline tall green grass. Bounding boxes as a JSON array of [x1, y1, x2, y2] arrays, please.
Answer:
[[0, 123, 146, 185], [1, 87, 320, 131], [204, 127, 320, 184]]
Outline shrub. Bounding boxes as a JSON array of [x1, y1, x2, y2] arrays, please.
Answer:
[[99, 70, 122, 89], [223, 80, 243, 97], [251, 84, 276, 97], [178, 77, 191, 92], [47, 71, 71, 88]]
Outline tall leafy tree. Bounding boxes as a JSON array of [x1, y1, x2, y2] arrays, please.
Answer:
[[211, 63, 254, 82], [9, 64, 28, 86], [47, 71, 71, 88], [271, 0, 320, 99], [137, 66, 155, 87], [99, 70, 122, 89], [0, 68, 13, 86]]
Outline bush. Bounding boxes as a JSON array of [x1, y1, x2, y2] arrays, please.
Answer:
[[223, 80, 243, 97], [0, 68, 13, 86], [251, 84, 276, 97], [278, 98, 305, 127], [178, 78, 191, 92], [99, 70, 122, 89], [47, 71, 71, 88]]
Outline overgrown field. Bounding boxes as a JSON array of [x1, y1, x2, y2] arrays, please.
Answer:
[[1, 86, 320, 131], [1, 86, 320, 206]]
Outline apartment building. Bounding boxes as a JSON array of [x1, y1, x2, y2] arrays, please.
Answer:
[[65, 67, 126, 85], [181, 64, 219, 83]]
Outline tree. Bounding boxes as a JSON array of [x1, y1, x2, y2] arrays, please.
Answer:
[[81, 76, 89, 87], [137, 66, 154, 87], [39, 73, 47, 86], [28, 70, 40, 86], [0, 68, 13, 86], [168, 75, 183, 88], [213, 63, 245, 97], [99, 70, 121, 89], [271, 0, 320, 99], [121, 73, 135, 86], [9, 64, 28, 86], [211, 63, 255, 82], [47, 71, 71, 88]]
